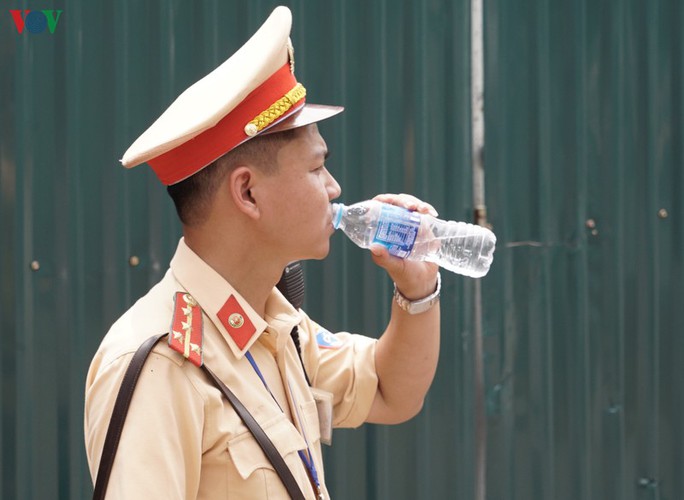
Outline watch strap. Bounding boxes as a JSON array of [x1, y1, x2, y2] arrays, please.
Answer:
[[393, 272, 441, 315]]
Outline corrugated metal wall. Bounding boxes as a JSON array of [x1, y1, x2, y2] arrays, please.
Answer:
[[484, 1, 684, 499], [0, 0, 681, 499]]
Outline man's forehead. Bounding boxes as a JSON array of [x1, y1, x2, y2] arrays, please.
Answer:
[[288, 124, 328, 158]]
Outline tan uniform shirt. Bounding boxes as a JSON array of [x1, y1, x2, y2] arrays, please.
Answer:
[[84, 239, 378, 499]]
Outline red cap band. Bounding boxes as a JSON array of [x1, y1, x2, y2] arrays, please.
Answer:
[[148, 63, 304, 185]]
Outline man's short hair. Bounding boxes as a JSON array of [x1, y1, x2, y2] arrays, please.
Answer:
[[167, 128, 299, 226]]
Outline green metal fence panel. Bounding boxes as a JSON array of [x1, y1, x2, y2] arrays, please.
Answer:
[[485, 1, 684, 499], [0, 0, 682, 499]]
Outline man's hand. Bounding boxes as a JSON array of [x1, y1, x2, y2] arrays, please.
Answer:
[[368, 193, 440, 300]]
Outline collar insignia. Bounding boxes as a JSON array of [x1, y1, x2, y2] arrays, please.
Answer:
[[217, 294, 256, 351]]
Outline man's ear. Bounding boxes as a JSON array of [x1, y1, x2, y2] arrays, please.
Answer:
[[228, 166, 260, 219]]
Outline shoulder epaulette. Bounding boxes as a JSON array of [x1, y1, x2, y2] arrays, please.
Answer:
[[168, 292, 203, 367]]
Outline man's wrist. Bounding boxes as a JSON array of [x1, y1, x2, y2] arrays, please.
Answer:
[[393, 273, 441, 315]]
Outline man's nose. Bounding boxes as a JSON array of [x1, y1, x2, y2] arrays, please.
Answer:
[[325, 169, 341, 200]]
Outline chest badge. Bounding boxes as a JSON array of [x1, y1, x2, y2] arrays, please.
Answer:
[[168, 292, 203, 367], [316, 329, 344, 349]]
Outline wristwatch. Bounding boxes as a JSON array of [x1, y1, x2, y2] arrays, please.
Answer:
[[393, 273, 441, 315]]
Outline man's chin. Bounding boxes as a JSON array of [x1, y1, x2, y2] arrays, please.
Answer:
[[310, 241, 331, 261]]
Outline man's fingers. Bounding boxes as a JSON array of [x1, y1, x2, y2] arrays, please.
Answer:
[[372, 193, 438, 217], [369, 244, 405, 275]]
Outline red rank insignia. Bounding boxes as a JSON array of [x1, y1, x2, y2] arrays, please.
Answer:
[[217, 294, 256, 351], [168, 292, 203, 367]]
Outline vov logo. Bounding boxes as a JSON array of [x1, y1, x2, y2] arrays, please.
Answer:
[[10, 10, 63, 34]]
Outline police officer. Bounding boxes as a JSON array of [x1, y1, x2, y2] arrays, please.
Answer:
[[84, 6, 440, 499]]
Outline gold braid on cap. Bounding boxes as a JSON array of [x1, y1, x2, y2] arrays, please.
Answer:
[[244, 83, 306, 137]]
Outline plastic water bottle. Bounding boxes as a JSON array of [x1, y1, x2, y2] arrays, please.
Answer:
[[332, 200, 496, 278]]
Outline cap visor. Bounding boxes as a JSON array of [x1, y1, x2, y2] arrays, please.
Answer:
[[261, 103, 344, 135]]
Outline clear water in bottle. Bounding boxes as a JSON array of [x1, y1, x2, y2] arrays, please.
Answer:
[[332, 200, 496, 278]]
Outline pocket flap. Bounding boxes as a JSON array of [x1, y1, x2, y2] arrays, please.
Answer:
[[227, 412, 307, 480]]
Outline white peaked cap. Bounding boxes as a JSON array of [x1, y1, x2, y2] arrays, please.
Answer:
[[121, 6, 343, 185]]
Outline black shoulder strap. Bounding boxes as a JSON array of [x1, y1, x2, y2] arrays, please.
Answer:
[[93, 333, 306, 500], [92, 333, 166, 500]]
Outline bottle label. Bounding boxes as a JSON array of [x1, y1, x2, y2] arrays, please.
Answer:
[[373, 204, 420, 258]]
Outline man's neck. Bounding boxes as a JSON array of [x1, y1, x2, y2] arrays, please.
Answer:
[[183, 228, 285, 319]]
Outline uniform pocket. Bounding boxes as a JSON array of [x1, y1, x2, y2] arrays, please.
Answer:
[[227, 412, 307, 480]]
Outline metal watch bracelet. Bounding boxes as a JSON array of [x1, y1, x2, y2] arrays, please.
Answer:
[[393, 272, 441, 315]]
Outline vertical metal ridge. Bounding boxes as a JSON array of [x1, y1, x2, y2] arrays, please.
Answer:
[[16, 22, 35, 500], [646, 0, 662, 490], [378, 0, 389, 190], [64, 4, 87, 494], [488, 1, 517, 497], [50, 4, 72, 497], [535, 2, 555, 498], [613, 0, 627, 498], [470, 1, 487, 500], [580, 5, 592, 500], [336, 0, 350, 335], [117, 0, 133, 308], [0, 8, 18, 499], [576, 0, 598, 499]]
